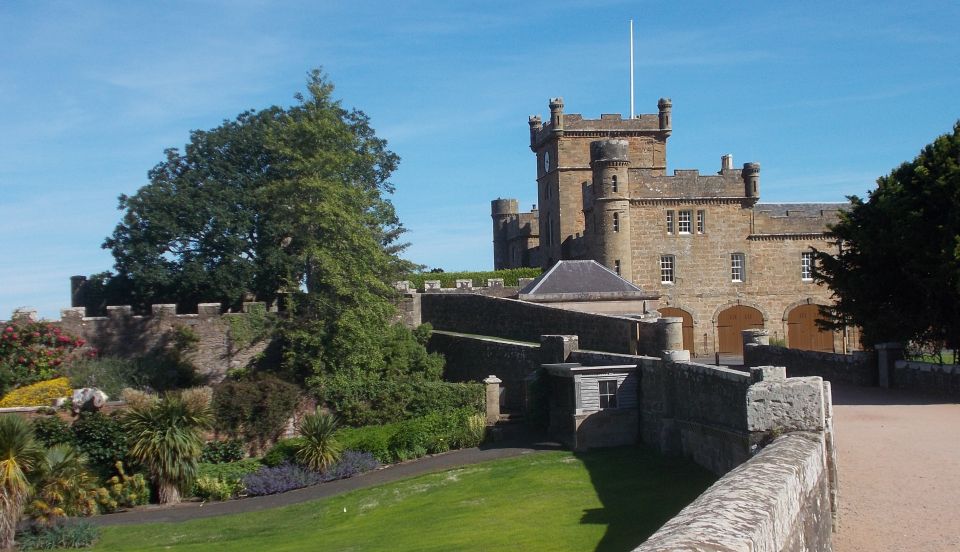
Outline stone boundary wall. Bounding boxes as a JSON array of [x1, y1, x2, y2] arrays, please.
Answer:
[[635, 433, 832, 552], [427, 331, 540, 412], [894, 360, 960, 397], [420, 293, 669, 355], [744, 344, 877, 387], [10, 303, 271, 383]]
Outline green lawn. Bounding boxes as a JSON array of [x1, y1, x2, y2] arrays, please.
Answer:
[[93, 447, 715, 552]]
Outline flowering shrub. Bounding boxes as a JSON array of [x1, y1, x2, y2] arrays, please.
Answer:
[[98, 462, 150, 512], [0, 377, 72, 407], [320, 451, 379, 482], [242, 463, 324, 496], [0, 321, 91, 394]]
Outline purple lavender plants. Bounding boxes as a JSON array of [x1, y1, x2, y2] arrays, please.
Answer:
[[321, 450, 380, 482], [242, 463, 324, 496]]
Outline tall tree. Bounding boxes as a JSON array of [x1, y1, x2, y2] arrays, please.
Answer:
[[816, 121, 960, 350], [95, 69, 409, 313]]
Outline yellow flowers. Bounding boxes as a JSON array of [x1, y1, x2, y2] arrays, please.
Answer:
[[0, 377, 71, 408]]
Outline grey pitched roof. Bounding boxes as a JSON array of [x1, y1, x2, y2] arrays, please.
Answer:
[[519, 260, 653, 299]]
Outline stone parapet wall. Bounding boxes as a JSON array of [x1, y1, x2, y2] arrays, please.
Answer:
[[894, 360, 960, 397], [634, 433, 832, 552], [745, 344, 877, 386], [421, 293, 666, 355], [51, 303, 269, 382], [427, 331, 540, 413]]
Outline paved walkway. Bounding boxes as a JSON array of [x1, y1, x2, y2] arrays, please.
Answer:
[[830, 385, 960, 552], [92, 438, 560, 526]]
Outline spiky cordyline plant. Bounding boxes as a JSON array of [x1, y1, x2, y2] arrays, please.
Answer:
[[295, 409, 342, 472], [0, 415, 44, 551], [29, 443, 101, 524], [122, 392, 212, 504]]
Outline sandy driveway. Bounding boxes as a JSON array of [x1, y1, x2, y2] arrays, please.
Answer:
[[831, 385, 960, 552]]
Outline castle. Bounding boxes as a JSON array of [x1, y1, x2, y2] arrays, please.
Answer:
[[492, 97, 856, 357]]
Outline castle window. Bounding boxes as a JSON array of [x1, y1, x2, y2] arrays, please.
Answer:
[[613, 212, 620, 232], [801, 252, 814, 281], [660, 255, 675, 284], [731, 253, 745, 282], [678, 210, 692, 234], [599, 379, 618, 409], [666, 211, 675, 234], [696, 210, 705, 234], [611, 175, 618, 193], [614, 260, 621, 275]]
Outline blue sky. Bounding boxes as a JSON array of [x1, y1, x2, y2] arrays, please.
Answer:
[[2, 0, 958, 319]]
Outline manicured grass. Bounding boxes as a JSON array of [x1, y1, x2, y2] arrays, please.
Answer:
[[92, 446, 716, 552]]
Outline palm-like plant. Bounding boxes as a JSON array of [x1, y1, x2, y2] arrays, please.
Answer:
[[0, 415, 44, 551], [295, 409, 342, 472], [123, 392, 212, 504], [29, 444, 100, 523]]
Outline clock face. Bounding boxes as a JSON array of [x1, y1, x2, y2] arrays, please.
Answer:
[[544, 151, 551, 172]]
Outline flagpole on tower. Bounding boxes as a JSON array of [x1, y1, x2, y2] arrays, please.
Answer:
[[629, 19, 635, 119]]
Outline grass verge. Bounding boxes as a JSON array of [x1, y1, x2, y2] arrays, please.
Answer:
[[92, 446, 715, 552]]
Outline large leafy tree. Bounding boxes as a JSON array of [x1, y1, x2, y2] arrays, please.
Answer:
[[816, 122, 960, 350], [92, 69, 409, 313]]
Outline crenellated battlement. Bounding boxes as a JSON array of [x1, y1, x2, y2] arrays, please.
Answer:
[[752, 203, 847, 235], [57, 301, 269, 323]]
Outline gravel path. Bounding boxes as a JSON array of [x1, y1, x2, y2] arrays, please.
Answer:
[[831, 385, 960, 552], [92, 438, 560, 527]]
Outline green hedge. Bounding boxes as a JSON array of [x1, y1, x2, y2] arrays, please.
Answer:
[[404, 268, 541, 290], [336, 408, 485, 464], [320, 378, 484, 427]]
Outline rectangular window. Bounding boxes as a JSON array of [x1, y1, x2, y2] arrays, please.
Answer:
[[613, 212, 620, 232], [801, 252, 814, 280], [731, 253, 745, 282], [660, 255, 675, 284], [614, 260, 621, 276], [678, 210, 692, 233], [598, 379, 618, 409], [666, 210, 674, 234], [696, 210, 705, 234]]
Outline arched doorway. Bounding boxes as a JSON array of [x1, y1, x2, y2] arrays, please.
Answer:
[[787, 304, 835, 352], [716, 305, 764, 355], [659, 307, 694, 355]]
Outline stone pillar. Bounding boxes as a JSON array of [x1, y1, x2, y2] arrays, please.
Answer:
[[197, 303, 221, 319], [875, 342, 904, 389], [540, 335, 579, 364], [483, 375, 502, 425], [657, 317, 684, 352], [152, 304, 177, 317]]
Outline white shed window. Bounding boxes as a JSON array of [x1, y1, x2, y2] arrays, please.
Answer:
[[599, 380, 618, 409]]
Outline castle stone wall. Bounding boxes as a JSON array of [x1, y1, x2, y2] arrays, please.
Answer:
[[427, 331, 539, 413], [893, 360, 960, 397], [745, 344, 877, 387], [56, 303, 268, 383], [420, 293, 662, 355], [635, 433, 832, 552]]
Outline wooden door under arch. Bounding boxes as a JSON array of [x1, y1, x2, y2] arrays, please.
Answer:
[[659, 307, 694, 355], [787, 304, 835, 352], [716, 305, 764, 355]]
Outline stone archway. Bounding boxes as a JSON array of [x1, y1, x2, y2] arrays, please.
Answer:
[[787, 304, 835, 352], [716, 305, 764, 355], [659, 307, 694, 355]]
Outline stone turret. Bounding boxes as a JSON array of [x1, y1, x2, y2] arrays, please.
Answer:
[[590, 140, 632, 280], [743, 162, 760, 199], [528, 115, 542, 150], [549, 97, 565, 135], [491, 198, 519, 270], [658, 97, 672, 135]]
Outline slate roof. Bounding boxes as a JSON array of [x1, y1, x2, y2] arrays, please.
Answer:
[[519, 260, 653, 298]]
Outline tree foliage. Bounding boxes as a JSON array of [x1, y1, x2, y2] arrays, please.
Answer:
[[91, 69, 410, 313], [816, 121, 960, 349], [0, 415, 44, 550]]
